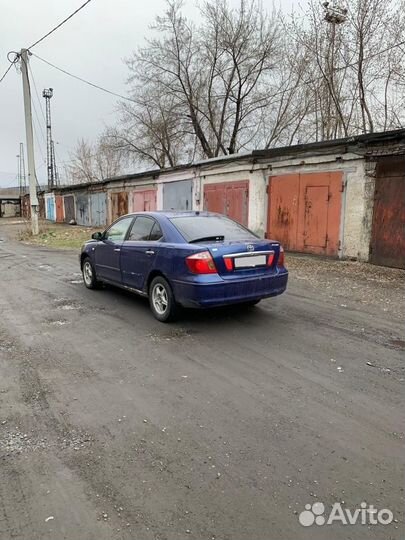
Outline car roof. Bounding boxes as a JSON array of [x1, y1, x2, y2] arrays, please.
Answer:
[[124, 211, 222, 219]]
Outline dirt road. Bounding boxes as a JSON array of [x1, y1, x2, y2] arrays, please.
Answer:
[[0, 220, 403, 540]]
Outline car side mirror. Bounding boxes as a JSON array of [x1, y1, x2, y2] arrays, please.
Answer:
[[92, 231, 103, 241]]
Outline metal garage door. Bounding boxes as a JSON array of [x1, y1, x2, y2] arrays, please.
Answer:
[[203, 181, 249, 226], [45, 195, 55, 221], [267, 172, 343, 256], [304, 186, 329, 249], [63, 195, 75, 223], [55, 195, 64, 222], [76, 194, 91, 226], [163, 180, 193, 211], [111, 192, 128, 222], [131, 189, 157, 212], [370, 157, 405, 269], [90, 193, 107, 227]]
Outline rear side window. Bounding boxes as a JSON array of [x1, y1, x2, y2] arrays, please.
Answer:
[[170, 216, 258, 242], [128, 216, 155, 241], [150, 222, 163, 241]]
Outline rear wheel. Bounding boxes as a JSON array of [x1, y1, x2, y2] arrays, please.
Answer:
[[82, 257, 100, 289], [149, 276, 178, 322]]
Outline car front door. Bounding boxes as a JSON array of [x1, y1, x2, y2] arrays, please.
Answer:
[[120, 216, 163, 291], [94, 216, 134, 283]]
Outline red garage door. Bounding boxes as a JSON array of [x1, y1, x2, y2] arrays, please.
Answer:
[[267, 172, 343, 256], [131, 189, 157, 212], [203, 181, 249, 226], [370, 157, 405, 269]]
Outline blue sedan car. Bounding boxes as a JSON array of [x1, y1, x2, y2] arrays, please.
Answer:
[[80, 211, 288, 322]]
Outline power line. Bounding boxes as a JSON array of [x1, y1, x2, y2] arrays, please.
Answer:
[[31, 52, 135, 103], [0, 52, 19, 84], [28, 62, 46, 123], [28, 0, 93, 50], [0, 62, 14, 84], [28, 61, 64, 179], [19, 53, 47, 169]]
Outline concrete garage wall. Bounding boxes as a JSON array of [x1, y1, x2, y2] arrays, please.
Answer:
[[341, 161, 375, 261]]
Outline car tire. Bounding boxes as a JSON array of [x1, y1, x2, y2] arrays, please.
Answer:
[[82, 257, 100, 289], [149, 276, 178, 322]]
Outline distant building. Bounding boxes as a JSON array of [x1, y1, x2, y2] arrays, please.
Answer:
[[0, 187, 21, 218]]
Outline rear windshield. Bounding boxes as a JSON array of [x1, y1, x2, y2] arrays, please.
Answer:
[[170, 215, 258, 242]]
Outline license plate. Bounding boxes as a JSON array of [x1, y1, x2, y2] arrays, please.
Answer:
[[234, 255, 266, 268]]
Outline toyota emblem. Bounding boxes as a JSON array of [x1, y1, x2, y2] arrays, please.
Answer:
[[246, 244, 254, 252]]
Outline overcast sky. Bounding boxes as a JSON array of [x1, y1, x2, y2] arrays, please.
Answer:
[[0, 0, 297, 188]]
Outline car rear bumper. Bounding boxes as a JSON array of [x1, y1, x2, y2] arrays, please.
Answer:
[[172, 271, 288, 308]]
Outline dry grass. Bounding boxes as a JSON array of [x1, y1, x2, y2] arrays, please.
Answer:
[[19, 221, 102, 250]]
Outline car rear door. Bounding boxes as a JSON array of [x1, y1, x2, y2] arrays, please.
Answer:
[[120, 216, 163, 291], [94, 216, 134, 283]]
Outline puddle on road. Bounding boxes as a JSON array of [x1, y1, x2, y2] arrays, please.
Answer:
[[54, 298, 81, 311], [61, 273, 84, 285], [49, 319, 70, 326], [147, 328, 195, 342], [391, 338, 405, 350]]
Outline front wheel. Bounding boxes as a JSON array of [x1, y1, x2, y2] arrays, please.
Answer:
[[149, 276, 178, 322], [82, 257, 100, 289]]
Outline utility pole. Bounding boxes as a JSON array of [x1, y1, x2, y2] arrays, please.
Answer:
[[20, 142, 27, 194], [20, 49, 39, 235], [17, 143, 27, 197], [17, 152, 21, 196], [43, 88, 58, 189]]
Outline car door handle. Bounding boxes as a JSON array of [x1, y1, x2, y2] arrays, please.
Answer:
[[145, 250, 155, 255], [114, 248, 121, 252]]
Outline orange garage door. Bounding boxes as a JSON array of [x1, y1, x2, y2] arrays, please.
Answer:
[[267, 172, 343, 256], [203, 181, 249, 226]]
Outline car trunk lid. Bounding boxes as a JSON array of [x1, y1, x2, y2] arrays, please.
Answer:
[[194, 239, 281, 278]]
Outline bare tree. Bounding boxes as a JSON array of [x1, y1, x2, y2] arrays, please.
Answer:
[[124, 0, 281, 159], [67, 137, 125, 184], [287, 0, 405, 139], [105, 81, 195, 169], [99, 0, 404, 168]]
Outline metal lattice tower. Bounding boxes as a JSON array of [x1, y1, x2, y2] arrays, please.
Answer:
[[42, 88, 58, 189]]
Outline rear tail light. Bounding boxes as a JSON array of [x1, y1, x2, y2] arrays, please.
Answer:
[[277, 246, 285, 267], [267, 252, 275, 266], [186, 251, 217, 274], [223, 257, 233, 271]]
